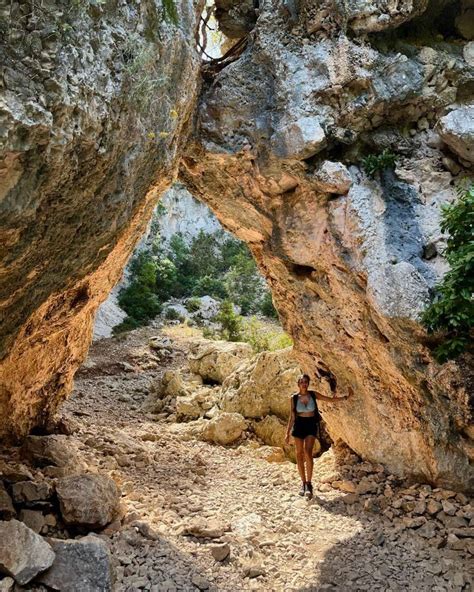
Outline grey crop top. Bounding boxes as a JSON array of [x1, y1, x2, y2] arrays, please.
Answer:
[[295, 393, 316, 413]]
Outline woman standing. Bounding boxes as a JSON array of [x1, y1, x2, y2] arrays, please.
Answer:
[[285, 374, 353, 499]]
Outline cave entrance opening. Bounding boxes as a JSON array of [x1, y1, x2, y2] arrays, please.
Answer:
[[87, 181, 299, 452]]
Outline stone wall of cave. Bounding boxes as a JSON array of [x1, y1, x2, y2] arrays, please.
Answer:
[[0, 0, 472, 489]]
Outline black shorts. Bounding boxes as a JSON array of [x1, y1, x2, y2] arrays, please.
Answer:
[[292, 416, 319, 439]]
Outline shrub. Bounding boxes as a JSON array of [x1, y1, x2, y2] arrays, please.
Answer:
[[421, 182, 474, 362], [224, 252, 262, 314], [163, 0, 178, 24], [362, 149, 397, 177], [188, 230, 221, 278], [118, 282, 162, 323], [242, 317, 271, 352], [113, 316, 142, 335], [164, 307, 183, 321], [215, 300, 243, 341], [185, 297, 202, 312], [202, 326, 218, 340], [260, 291, 278, 318], [155, 256, 178, 301], [270, 332, 293, 350], [192, 275, 228, 299], [241, 317, 293, 353]]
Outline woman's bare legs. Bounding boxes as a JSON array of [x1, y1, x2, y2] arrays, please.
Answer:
[[304, 436, 316, 483], [294, 437, 306, 483]]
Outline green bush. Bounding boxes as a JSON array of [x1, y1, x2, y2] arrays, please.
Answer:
[[185, 297, 202, 312], [117, 251, 161, 329], [270, 332, 293, 350], [215, 300, 243, 341], [260, 291, 278, 318], [421, 183, 474, 362], [118, 283, 162, 323], [241, 317, 293, 353], [362, 149, 397, 177], [113, 316, 142, 335], [155, 256, 178, 301], [202, 326, 218, 340], [242, 317, 271, 352], [224, 252, 262, 315], [164, 307, 183, 321], [192, 275, 228, 299]]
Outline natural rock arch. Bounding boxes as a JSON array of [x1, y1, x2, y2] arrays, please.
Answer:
[[0, 0, 472, 490]]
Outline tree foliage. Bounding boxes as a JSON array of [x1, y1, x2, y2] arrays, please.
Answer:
[[115, 228, 277, 332], [421, 183, 474, 362]]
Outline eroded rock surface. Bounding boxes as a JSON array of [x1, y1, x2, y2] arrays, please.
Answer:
[[0, 0, 473, 493], [0, 0, 204, 438], [181, 0, 474, 489]]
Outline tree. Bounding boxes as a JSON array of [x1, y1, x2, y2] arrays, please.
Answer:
[[215, 300, 243, 341], [422, 183, 474, 362]]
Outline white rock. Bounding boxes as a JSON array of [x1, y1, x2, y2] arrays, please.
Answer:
[[313, 161, 352, 194], [463, 41, 474, 67], [272, 116, 326, 160], [189, 341, 253, 384], [201, 412, 247, 445], [437, 106, 474, 163]]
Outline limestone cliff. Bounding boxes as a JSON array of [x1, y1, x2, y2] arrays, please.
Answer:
[[0, 0, 204, 438], [180, 0, 474, 488]]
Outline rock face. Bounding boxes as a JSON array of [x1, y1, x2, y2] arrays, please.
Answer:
[[1, 0, 473, 492], [181, 0, 474, 489], [0, 519, 55, 585], [219, 347, 300, 419], [158, 184, 223, 246], [56, 474, 120, 528], [0, 0, 204, 438]]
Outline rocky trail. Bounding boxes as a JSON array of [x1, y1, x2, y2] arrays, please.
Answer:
[[0, 326, 473, 591]]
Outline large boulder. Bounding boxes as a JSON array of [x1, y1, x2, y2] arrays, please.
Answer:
[[313, 161, 352, 194], [201, 413, 247, 445], [189, 341, 253, 384], [219, 348, 300, 419], [142, 369, 189, 413], [56, 474, 120, 529], [0, 519, 55, 585], [38, 536, 114, 592]]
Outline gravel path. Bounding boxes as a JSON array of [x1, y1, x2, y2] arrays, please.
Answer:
[[61, 326, 473, 592]]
